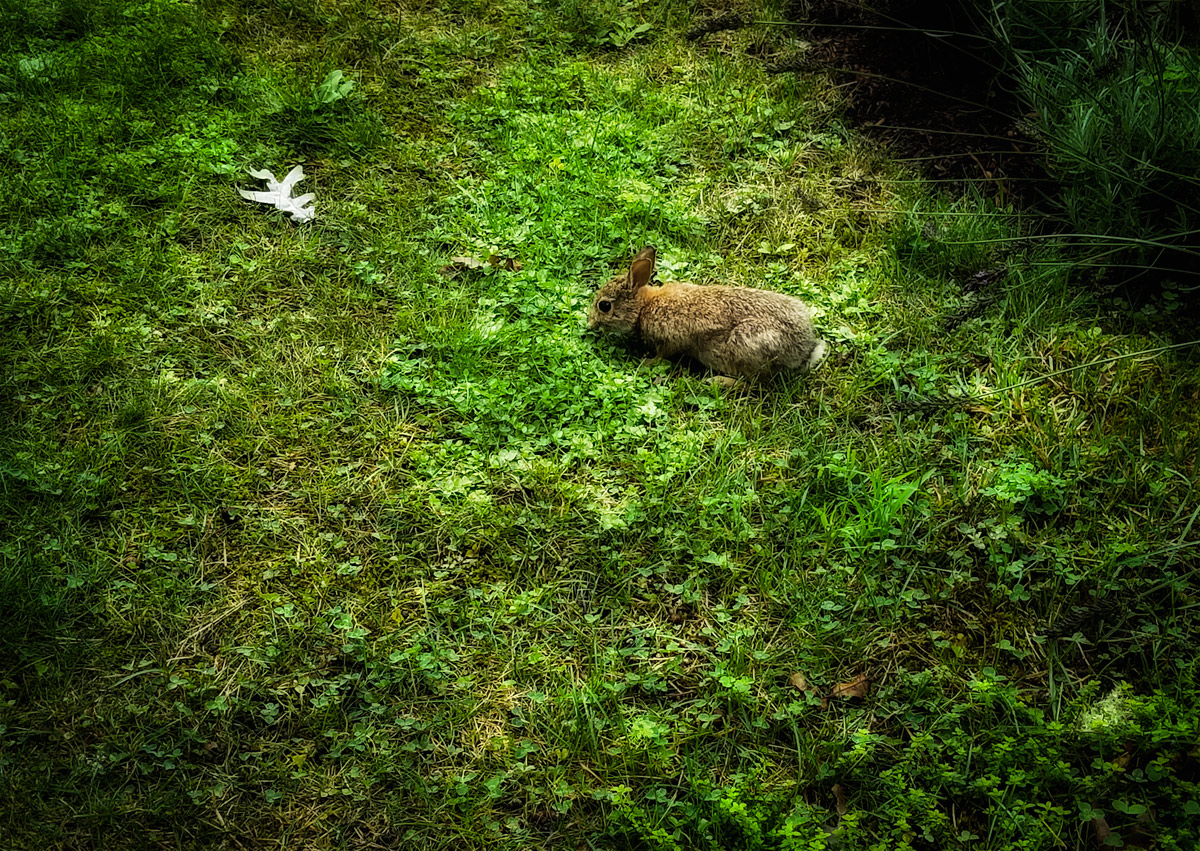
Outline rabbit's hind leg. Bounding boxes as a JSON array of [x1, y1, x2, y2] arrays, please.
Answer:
[[716, 321, 785, 376]]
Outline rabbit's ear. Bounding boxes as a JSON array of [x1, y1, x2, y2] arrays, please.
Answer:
[[628, 245, 656, 292]]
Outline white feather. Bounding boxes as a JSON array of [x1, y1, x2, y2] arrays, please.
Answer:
[[238, 165, 316, 222]]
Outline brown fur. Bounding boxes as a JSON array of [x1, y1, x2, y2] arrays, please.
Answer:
[[588, 246, 826, 377]]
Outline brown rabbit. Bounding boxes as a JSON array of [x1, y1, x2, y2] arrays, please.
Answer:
[[587, 246, 826, 377]]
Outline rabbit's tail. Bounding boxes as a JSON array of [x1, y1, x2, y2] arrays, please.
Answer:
[[805, 339, 828, 372]]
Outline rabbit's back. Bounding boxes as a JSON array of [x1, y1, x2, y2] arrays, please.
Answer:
[[639, 283, 823, 375]]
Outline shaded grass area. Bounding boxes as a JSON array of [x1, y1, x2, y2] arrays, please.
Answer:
[[1, 1, 1198, 849]]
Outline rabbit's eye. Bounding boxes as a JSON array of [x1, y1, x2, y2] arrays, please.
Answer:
[[598, 300, 612, 313]]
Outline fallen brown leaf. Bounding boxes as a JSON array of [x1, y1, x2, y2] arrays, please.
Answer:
[[788, 672, 811, 692], [788, 672, 828, 707], [486, 254, 523, 272], [438, 256, 487, 277], [1126, 809, 1155, 848], [825, 783, 849, 845], [830, 673, 871, 700]]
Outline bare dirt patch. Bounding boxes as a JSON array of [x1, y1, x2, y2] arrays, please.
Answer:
[[788, 0, 1046, 203]]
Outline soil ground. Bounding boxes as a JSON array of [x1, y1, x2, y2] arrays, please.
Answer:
[[792, 0, 1046, 202]]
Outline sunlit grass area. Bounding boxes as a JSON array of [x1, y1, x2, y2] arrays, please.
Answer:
[[1, 1, 1198, 848]]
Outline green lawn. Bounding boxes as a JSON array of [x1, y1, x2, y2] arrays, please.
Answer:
[[1, 1, 1198, 848]]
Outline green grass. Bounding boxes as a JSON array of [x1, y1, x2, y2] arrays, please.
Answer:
[[1, 1, 1199, 849]]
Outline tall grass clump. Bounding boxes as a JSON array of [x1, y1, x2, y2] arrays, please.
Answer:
[[981, 0, 1200, 284]]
